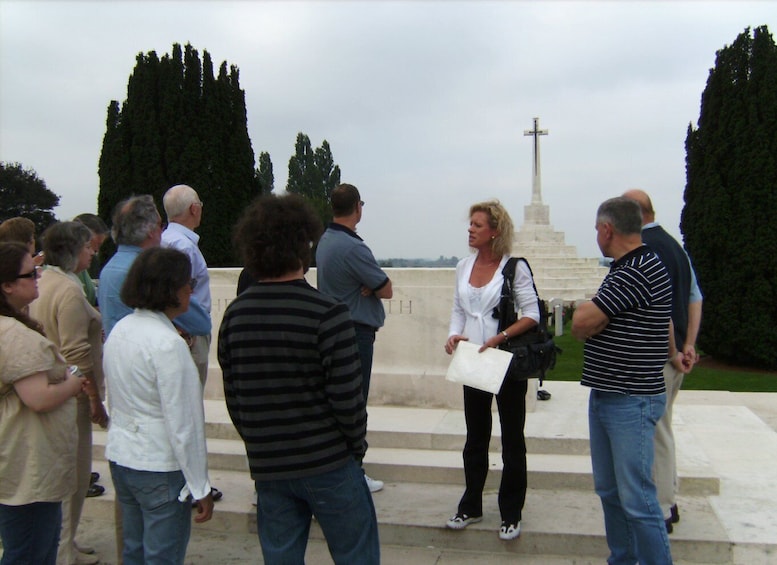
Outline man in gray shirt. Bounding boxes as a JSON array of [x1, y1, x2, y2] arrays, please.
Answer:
[[316, 183, 393, 493]]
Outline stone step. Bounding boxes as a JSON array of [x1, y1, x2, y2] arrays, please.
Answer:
[[82, 459, 732, 564], [197, 401, 593, 455], [92, 424, 720, 497]]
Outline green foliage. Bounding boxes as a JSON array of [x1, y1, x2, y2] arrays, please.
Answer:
[[256, 152, 274, 194], [544, 324, 777, 392], [97, 43, 261, 266], [682, 26, 777, 369], [286, 133, 341, 227], [0, 162, 60, 237]]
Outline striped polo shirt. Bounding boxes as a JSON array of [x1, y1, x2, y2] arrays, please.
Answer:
[[581, 245, 672, 395], [217, 279, 367, 480]]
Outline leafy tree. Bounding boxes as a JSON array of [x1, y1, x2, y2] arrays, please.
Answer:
[[0, 162, 60, 236], [286, 133, 341, 227], [256, 152, 274, 194], [97, 43, 261, 266], [682, 25, 777, 368]]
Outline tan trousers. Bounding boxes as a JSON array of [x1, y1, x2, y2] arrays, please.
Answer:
[[653, 361, 684, 519], [57, 396, 92, 565]]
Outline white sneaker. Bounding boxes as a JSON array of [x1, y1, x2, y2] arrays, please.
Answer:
[[499, 521, 521, 540], [446, 513, 482, 530], [364, 474, 384, 493]]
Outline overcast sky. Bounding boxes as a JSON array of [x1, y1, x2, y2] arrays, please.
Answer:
[[1, 1, 774, 260]]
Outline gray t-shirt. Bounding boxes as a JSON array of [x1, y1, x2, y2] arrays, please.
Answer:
[[315, 223, 389, 328]]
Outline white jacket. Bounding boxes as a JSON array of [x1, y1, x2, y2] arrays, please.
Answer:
[[448, 254, 540, 344], [103, 309, 211, 501]]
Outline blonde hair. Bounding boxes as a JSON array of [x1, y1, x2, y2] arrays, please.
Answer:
[[469, 200, 514, 257]]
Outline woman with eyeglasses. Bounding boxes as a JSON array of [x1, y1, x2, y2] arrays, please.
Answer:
[[103, 247, 213, 564], [0, 242, 87, 564], [28, 221, 108, 565]]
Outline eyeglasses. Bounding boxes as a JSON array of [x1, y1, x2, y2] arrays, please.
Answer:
[[17, 266, 41, 280], [188, 278, 197, 291], [359, 200, 365, 206]]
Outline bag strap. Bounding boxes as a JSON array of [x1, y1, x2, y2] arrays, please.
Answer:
[[499, 257, 546, 331]]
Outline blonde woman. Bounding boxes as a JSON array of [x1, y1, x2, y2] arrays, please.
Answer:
[[443, 200, 540, 540]]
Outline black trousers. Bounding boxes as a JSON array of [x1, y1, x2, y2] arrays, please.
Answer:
[[458, 378, 528, 524]]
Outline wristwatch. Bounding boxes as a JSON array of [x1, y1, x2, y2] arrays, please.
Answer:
[[501, 330, 509, 340]]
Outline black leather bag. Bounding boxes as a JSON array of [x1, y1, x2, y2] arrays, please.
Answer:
[[493, 258, 560, 384]]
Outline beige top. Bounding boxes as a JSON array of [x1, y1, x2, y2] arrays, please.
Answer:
[[0, 316, 77, 504], [29, 267, 104, 398]]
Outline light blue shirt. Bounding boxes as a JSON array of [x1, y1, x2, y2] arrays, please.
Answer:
[[161, 223, 211, 312], [98, 245, 211, 337]]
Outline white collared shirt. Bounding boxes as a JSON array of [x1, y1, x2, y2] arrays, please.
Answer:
[[103, 309, 211, 501]]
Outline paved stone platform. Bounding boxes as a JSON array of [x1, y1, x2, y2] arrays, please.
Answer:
[[68, 381, 777, 564]]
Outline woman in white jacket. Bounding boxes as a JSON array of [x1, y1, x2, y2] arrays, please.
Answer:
[[103, 247, 213, 564], [444, 200, 540, 541]]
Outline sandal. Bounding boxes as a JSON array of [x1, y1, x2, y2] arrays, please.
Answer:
[[86, 483, 105, 498]]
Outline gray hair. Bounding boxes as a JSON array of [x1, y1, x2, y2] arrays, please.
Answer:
[[112, 195, 161, 246], [41, 221, 92, 272], [596, 197, 643, 235], [73, 213, 109, 235], [163, 184, 200, 219]]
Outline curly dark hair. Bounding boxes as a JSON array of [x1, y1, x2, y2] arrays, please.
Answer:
[[121, 247, 191, 312], [0, 242, 45, 335], [234, 194, 323, 280]]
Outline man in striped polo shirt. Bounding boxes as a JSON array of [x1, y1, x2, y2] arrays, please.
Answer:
[[572, 196, 674, 565], [218, 194, 379, 564]]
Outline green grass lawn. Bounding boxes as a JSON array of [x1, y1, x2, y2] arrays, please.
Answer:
[[543, 325, 777, 393]]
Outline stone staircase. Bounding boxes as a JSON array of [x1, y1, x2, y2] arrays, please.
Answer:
[[84, 383, 750, 564], [513, 223, 608, 301]]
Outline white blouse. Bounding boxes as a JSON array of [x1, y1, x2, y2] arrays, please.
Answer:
[[448, 254, 540, 344]]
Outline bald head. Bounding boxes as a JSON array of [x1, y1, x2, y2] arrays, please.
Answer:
[[623, 188, 655, 225], [163, 184, 203, 230]]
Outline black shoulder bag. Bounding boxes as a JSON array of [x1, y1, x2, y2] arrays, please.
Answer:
[[493, 257, 560, 385]]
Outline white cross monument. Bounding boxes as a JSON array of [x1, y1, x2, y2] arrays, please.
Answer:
[[522, 117, 551, 225], [513, 117, 608, 301]]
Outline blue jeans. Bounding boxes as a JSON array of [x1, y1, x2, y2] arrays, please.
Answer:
[[110, 462, 191, 565], [353, 324, 376, 401], [588, 390, 673, 565], [0, 502, 61, 565], [255, 459, 380, 564]]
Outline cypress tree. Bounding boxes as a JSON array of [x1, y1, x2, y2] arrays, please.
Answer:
[[257, 152, 274, 194], [97, 43, 260, 266], [682, 26, 777, 368], [286, 133, 341, 228]]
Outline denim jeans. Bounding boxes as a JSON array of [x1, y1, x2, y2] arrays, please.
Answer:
[[353, 324, 376, 401], [588, 390, 673, 565], [0, 501, 61, 565], [110, 462, 191, 565], [255, 458, 380, 564]]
